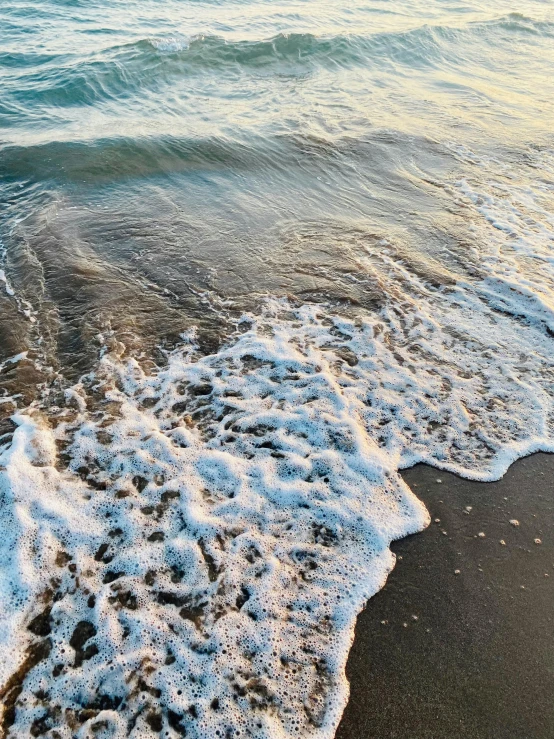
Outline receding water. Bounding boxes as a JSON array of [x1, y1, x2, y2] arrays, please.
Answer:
[[1, 1, 554, 737]]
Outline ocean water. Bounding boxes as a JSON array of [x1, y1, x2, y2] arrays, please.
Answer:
[[1, 0, 554, 736]]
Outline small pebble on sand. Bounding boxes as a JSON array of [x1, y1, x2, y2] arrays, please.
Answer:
[[510, 519, 520, 527]]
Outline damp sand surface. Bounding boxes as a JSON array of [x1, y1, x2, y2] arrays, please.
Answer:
[[338, 453, 554, 739]]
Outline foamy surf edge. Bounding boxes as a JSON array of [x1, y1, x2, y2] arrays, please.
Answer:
[[1, 150, 554, 737]]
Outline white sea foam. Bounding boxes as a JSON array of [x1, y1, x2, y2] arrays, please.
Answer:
[[149, 35, 192, 53], [0, 270, 15, 297], [0, 239, 16, 298], [1, 147, 554, 737]]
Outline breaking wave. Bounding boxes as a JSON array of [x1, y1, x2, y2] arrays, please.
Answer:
[[3, 14, 554, 117]]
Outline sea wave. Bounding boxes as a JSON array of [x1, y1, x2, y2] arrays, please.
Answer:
[[0, 134, 278, 183], [0, 128, 440, 183], [2, 14, 553, 114]]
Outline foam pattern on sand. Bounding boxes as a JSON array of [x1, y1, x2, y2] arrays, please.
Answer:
[[1, 148, 554, 738], [0, 308, 431, 739]]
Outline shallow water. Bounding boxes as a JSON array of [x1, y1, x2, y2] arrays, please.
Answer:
[[1, 1, 554, 737]]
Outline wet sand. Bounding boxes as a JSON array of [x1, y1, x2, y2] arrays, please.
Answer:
[[337, 453, 554, 739]]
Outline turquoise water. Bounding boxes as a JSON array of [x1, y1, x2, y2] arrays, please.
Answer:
[[1, 2, 554, 738], [1, 0, 553, 382], [2, 1, 554, 145]]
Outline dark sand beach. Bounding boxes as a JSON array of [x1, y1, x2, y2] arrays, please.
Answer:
[[337, 453, 554, 739]]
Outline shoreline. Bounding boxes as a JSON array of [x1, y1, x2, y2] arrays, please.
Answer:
[[337, 452, 554, 739]]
